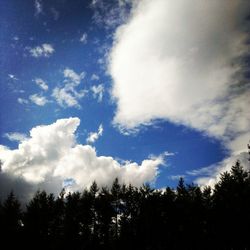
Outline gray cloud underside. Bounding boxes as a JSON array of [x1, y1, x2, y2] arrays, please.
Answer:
[[0, 118, 166, 199]]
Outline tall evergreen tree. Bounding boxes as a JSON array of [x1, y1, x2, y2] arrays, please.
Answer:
[[2, 191, 22, 248], [0, 152, 250, 250]]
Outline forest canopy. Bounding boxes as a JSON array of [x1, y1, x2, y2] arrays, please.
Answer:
[[1, 158, 250, 250]]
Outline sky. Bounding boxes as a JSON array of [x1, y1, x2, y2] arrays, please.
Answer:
[[0, 0, 250, 200]]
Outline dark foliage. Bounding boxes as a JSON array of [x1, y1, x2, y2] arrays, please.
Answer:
[[1, 161, 250, 250]]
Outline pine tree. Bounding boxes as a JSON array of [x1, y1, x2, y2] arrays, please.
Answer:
[[2, 191, 22, 248]]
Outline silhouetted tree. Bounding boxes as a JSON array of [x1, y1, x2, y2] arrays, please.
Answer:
[[24, 190, 55, 249], [1, 153, 250, 250], [95, 187, 113, 250], [213, 161, 250, 249], [1, 191, 22, 248]]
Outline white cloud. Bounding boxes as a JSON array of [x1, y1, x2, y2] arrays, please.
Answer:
[[86, 124, 103, 144], [52, 88, 81, 108], [169, 175, 186, 181], [90, 0, 132, 30], [91, 84, 104, 102], [17, 98, 29, 105], [52, 68, 86, 108], [0, 118, 166, 194], [8, 74, 18, 80], [91, 74, 100, 81], [34, 0, 43, 17], [34, 78, 49, 91], [109, 0, 250, 184], [4, 132, 27, 142], [29, 44, 54, 58], [190, 151, 250, 187], [29, 94, 48, 106], [80, 33, 88, 44], [51, 7, 59, 20], [63, 68, 85, 85]]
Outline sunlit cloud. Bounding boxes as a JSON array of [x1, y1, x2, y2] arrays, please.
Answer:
[[34, 78, 49, 91], [52, 68, 87, 108], [29, 94, 48, 106], [91, 84, 104, 102], [29, 44, 54, 58], [86, 124, 103, 144], [0, 118, 167, 196], [109, 0, 250, 185]]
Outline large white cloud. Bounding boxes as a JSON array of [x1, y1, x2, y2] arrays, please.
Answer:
[[0, 118, 165, 197], [109, 0, 250, 184]]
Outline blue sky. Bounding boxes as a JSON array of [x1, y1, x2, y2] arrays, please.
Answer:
[[0, 0, 249, 198]]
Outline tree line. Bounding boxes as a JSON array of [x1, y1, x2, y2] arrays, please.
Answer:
[[0, 161, 250, 250]]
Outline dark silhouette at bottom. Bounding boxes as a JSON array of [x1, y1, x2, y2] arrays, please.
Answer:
[[0, 160, 250, 250]]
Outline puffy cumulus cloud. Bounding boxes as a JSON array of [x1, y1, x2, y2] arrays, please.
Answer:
[[29, 44, 54, 58], [29, 94, 48, 106], [0, 118, 166, 197], [0, 170, 34, 202], [34, 78, 49, 91], [86, 124, 103, 144], [52, 68, 86, 108], [109, 0, 250, 185], [110, 0, 250, 135], [53, 145, 163, 192]]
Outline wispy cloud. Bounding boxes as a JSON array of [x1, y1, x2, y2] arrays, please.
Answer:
[[86, 124, 103, 144], [169, 175, 186, 181], [52, 68, 86, 108], [51, 7, 59, 20], [29, 94, 48, 106], [80, 33, 88, 44], [34, 0, 43, 17], [90, 0, 132, 30], [91, 74, 100, 81], [91, 84, 104, 102], [52, 88, 82, 108], [4, 132, 27, 142], [8, 74, 18, 80], [34, 78, 49, 91], [29, 44, 54, 58], [64, 68, 85, 85], [190, 151, 250, 187], [17, 98, 29, 105]]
